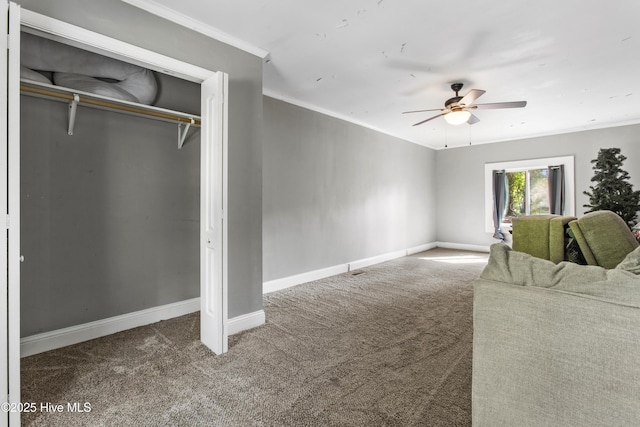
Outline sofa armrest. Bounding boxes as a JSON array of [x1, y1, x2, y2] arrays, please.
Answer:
[[569, 211, 639, 268], [473, 278, 640, 427]]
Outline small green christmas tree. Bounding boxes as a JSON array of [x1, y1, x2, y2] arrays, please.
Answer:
[[584, 147, 640, 228]]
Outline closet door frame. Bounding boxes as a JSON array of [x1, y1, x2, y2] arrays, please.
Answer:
[[1, 3, 14, 426], [5, 3, 20, 426]]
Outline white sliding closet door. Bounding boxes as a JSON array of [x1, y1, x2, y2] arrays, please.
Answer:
[[200, 72, 229, 354], [4, 2, 21, 426]]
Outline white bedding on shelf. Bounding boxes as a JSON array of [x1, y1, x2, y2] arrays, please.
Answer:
[[21, 32, 158, 105]]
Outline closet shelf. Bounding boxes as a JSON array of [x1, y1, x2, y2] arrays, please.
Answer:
[[20, 79, 201, 148]]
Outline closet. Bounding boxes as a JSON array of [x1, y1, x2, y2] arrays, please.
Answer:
[[20, 31, 203, 339], [2, 5, 229, 422]]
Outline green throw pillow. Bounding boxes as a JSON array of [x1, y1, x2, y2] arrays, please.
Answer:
[[615, 246, 640, 274]]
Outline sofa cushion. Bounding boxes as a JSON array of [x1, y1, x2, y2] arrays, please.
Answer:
[[481, 243, 640, 308], [616, 245, 640, 274]]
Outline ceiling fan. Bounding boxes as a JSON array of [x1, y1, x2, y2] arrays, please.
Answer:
[[403, 83, 527, 126]]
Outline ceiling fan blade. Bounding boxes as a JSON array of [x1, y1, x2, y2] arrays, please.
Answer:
[[467, 113, 480, 125], [473, 101, 527, 110], [459, 89, 485, 106], [403, 108, 446, 114], [412, 112, 447, 126]]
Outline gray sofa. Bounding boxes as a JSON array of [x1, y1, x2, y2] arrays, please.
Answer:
[[472, 243, 640, 426]]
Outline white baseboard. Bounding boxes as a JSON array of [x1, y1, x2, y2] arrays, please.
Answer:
[[21, 298, 201, 357], [436, 241, 491, 253], [20, 299, 267, 357], [227, 310, 265, 335], [263, 263, 349, 294], [407, 242, 438, 255], [348, 249, 408, 271], [264, 242, 441, 294]]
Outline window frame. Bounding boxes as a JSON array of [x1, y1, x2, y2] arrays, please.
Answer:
[[484, 156, 575, 233]]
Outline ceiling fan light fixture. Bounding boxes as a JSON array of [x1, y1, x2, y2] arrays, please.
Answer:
[[444, 110, 471, 125], [403, 83, 526, 127]]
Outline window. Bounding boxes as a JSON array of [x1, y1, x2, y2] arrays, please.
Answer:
[[484, 156, 575, 233], [505, 168, 550, 221]]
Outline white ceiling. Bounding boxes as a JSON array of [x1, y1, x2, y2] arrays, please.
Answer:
[[126, 0, 640, 149]]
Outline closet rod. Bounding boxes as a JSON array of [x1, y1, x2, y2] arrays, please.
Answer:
[[20, 83, 201, 126]]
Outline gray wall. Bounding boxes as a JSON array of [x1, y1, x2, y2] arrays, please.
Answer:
[[19, 0, 263, 333], [263, 96, 437, 282], [436, 124, 640, 248], [21, 85, 200, 335]]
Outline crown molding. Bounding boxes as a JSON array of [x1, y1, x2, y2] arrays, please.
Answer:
[[262, 89, 434, 150], [122, 0, 269, 59]]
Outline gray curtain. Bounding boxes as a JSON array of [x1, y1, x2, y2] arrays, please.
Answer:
[[492, 170, 508, 240], [548, 165, 565, 215]]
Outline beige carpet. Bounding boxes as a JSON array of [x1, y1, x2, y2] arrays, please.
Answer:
[[21, 248, 488, 426]]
